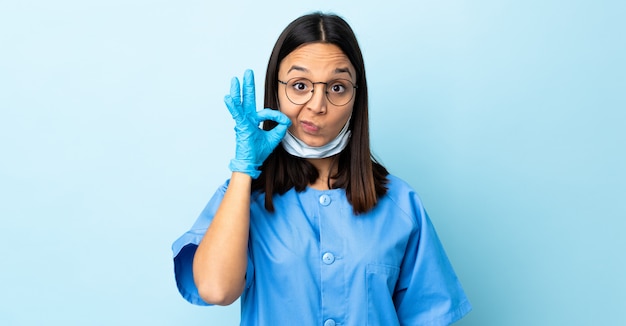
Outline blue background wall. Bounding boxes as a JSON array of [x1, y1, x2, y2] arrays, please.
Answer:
[[1, 1, 624, 325]]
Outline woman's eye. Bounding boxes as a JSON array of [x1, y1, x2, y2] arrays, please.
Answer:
[[330, 83, 346, 93], [292, 82, 308, 91]]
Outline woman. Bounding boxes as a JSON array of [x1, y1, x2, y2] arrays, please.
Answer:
[[173, 12, 472, 325]]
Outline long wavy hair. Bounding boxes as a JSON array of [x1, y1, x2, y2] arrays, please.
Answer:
[[253, 12, 388, 214]]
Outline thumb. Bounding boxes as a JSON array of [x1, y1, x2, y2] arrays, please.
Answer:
[[254, 109, 291, 144], [267, 120, 290, 143]]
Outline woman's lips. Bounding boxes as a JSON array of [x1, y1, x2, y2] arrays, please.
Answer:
[[300, 121, 320, 133]]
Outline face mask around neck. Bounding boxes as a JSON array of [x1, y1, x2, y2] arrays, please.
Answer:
[[281, 118, 351, 159]]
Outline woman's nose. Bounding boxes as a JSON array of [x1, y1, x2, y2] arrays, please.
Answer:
[[305, 84, 327, 114]]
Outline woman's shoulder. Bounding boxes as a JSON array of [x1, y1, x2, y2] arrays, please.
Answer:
[[380, 174, 426, 215], [384, 174, 418, 195]]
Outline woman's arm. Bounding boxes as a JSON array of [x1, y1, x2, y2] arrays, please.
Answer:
[[192, 171, 251, 305], [191, 70, 290, 305]]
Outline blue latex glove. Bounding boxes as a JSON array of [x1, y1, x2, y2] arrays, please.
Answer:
[[224, 69, 291, 178]]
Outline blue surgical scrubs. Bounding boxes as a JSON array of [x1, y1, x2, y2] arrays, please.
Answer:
[[173, 174, 472, 325]]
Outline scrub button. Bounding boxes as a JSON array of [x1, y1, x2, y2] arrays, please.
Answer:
[[319, 194, 331, 206], [322, 252, 335, 265], [324, 319, 336, 326]]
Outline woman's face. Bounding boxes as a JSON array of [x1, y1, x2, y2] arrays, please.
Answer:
[[277, 42, 356, 147]]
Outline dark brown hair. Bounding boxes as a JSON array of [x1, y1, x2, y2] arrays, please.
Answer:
[[253, 12, 388, 214]]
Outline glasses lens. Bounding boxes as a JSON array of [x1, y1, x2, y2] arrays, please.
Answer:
[[285, 79, 314, 105], [326, 79, 354, 106]]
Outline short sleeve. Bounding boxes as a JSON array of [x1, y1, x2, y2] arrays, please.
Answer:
[[172, 180, 253, 306], [392, 188, 472, 325]]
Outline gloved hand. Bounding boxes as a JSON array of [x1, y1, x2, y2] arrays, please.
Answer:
[[224, 69, 291, 179]]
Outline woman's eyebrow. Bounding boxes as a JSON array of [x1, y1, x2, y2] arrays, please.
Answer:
[[287, 65, 308, 74], [334, 67, 353, 78], [286, 65, 353, 78]]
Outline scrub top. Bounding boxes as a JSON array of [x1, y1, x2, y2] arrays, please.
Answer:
[[173, 174, 471, 325]]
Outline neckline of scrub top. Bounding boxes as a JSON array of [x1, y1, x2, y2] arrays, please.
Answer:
[[303, 186, 344, 195]]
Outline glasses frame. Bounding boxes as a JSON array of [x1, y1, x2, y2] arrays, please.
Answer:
[[278, 77, 358, 106]]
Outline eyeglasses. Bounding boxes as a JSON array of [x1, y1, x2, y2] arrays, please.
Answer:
[[278, 77, 358, 106]]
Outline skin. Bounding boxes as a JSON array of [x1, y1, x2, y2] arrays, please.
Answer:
[[193, 42, 356, 305]]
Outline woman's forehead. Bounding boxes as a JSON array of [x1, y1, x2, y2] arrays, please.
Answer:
[[279, 43, 354, 77]]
